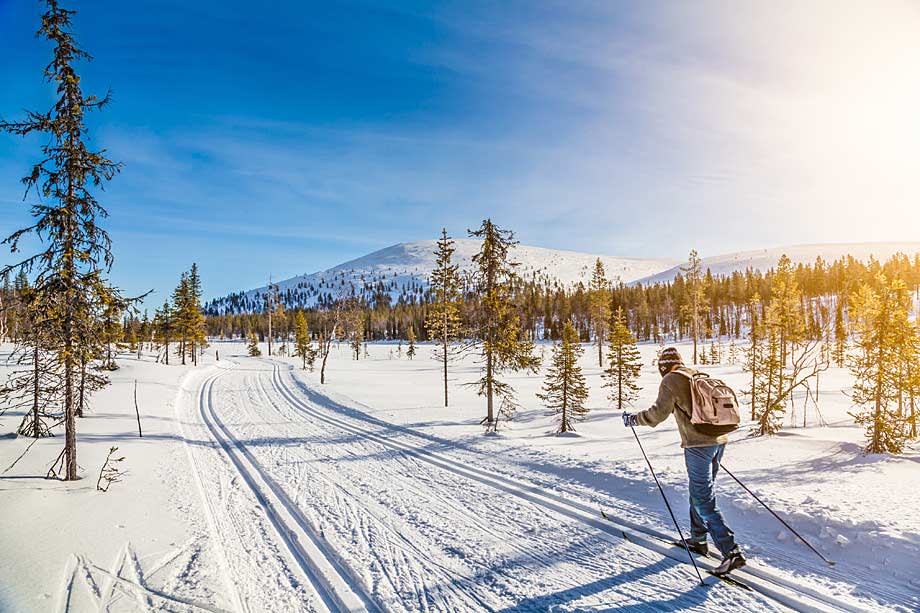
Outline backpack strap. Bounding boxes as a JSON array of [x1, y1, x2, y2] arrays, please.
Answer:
[[668, 368, 698, 419], [672, 368, 707, 381]]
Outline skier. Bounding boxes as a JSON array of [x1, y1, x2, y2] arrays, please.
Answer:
[[622, 346, 746, 576]]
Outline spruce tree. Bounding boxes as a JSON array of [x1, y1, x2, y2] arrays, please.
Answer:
[[153, 301, 173, 364], [588, 259, 611, 367], [743, 294, 764, 420], [848, 274, 911, 454], [833, 297, 847, 367], [293, 310, 313, 370], [467, 219, 540, 431], [538, 321, 589, 433], [246, 331, 262, 357], [425, 229, 463, 406], [907, 325, 920, 439], [754, 322, 785, 435], [1, 1, 121, 479], [603, 307, 642, 412], [172, 272, 191, 365], [406, 325, 417, 360], [185, 264, 208, 365], [681, 249, 705, 364]]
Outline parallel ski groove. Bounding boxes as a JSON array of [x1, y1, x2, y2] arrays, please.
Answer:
[[176, 370, 249, 613], [247, 372, 500, 612], [271, 361, 867, 613], [197, 367, 378, 613]]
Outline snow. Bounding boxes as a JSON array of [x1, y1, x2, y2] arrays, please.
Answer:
[[635, 241, 920, 285], [1, 339, 918, 612], [0, 348, 230, 612]]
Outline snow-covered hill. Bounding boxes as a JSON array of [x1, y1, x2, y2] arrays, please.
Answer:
[[207, 240, 920, 314], [207, 240, 678, 313], [634, 242, 920, 285]]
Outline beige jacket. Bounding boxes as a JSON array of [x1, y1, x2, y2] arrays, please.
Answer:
[[635, 366, 729, 449]]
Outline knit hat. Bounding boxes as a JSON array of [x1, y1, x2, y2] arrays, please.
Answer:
[[657, 347, 684, 376]]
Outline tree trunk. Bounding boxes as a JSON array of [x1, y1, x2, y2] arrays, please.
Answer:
[[76, 356, 86, 418], [485, 348, 494, 426], [320, 338, 330, 384], [63, 172, 77, 480], [442, 334, 449, 408], [31, 342, 40, 438]]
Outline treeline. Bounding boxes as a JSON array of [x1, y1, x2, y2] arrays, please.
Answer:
[[204, 251, 920, 350]]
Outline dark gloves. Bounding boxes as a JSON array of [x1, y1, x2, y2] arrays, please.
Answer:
[[622, 412, 639, 428]]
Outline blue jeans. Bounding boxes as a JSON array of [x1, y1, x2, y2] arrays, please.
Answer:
[[684, 444, 737, 557]]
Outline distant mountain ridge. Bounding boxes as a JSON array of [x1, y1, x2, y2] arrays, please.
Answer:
[[634, 242, 920, 285], [206, 240, 920, 314], [206, 239, 677, 313]]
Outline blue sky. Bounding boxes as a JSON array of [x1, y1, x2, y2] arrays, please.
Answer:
[[2, 1, 919, 305]]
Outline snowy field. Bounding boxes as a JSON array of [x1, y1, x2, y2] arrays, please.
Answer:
[[1, 340, 917, 612]]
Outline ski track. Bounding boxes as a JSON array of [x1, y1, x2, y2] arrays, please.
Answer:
[[180, 367, 334, 612], [267, 360, 907, 613], [186, 358, 780, 612]]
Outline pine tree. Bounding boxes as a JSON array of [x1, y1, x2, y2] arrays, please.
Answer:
[[754, 321, 785, 435], [425, 229, 463, 406], [538, 321, 589, 433], [699, 347, 710, 365], [185, 264, 208, 365], [833, 297, 847, 367], [681, 249, 705, 364], [848, 274, 911, 454], [603, 307, 642, 412], [467, 219, 540, 431], [1, 1, 121, 479], [293, 310, 314, 370], [588, 259, 611, 367], [406, 325, 417, 360], [743, 294, 764, 420], [907, 325, 920, 439], [172, 272, 191, 365], [247, 331, 262, 357], [747, 256, 807, 435], [153, 301, 173, 364]]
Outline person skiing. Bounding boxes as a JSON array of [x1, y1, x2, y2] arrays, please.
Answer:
[[622, 346, 746, 576]]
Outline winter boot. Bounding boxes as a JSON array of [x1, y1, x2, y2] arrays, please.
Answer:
[[686, 539, 709, 557], [712, 548, 746, 576]]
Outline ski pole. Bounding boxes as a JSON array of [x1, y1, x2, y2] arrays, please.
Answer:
[[631, 426, 706, 586], [719, 463, 835, 566]]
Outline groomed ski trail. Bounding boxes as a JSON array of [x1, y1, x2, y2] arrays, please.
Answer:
[[202, 358, 781, 612], [180, 365, 372, 612], [265, 359, 891, 613]]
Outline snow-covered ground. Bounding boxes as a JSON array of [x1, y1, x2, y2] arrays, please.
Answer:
[[0, 347, 229, 612], [1, 339, 917, 612]]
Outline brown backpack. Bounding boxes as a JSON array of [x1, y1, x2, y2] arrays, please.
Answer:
[[675, 369, 741, 435]]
